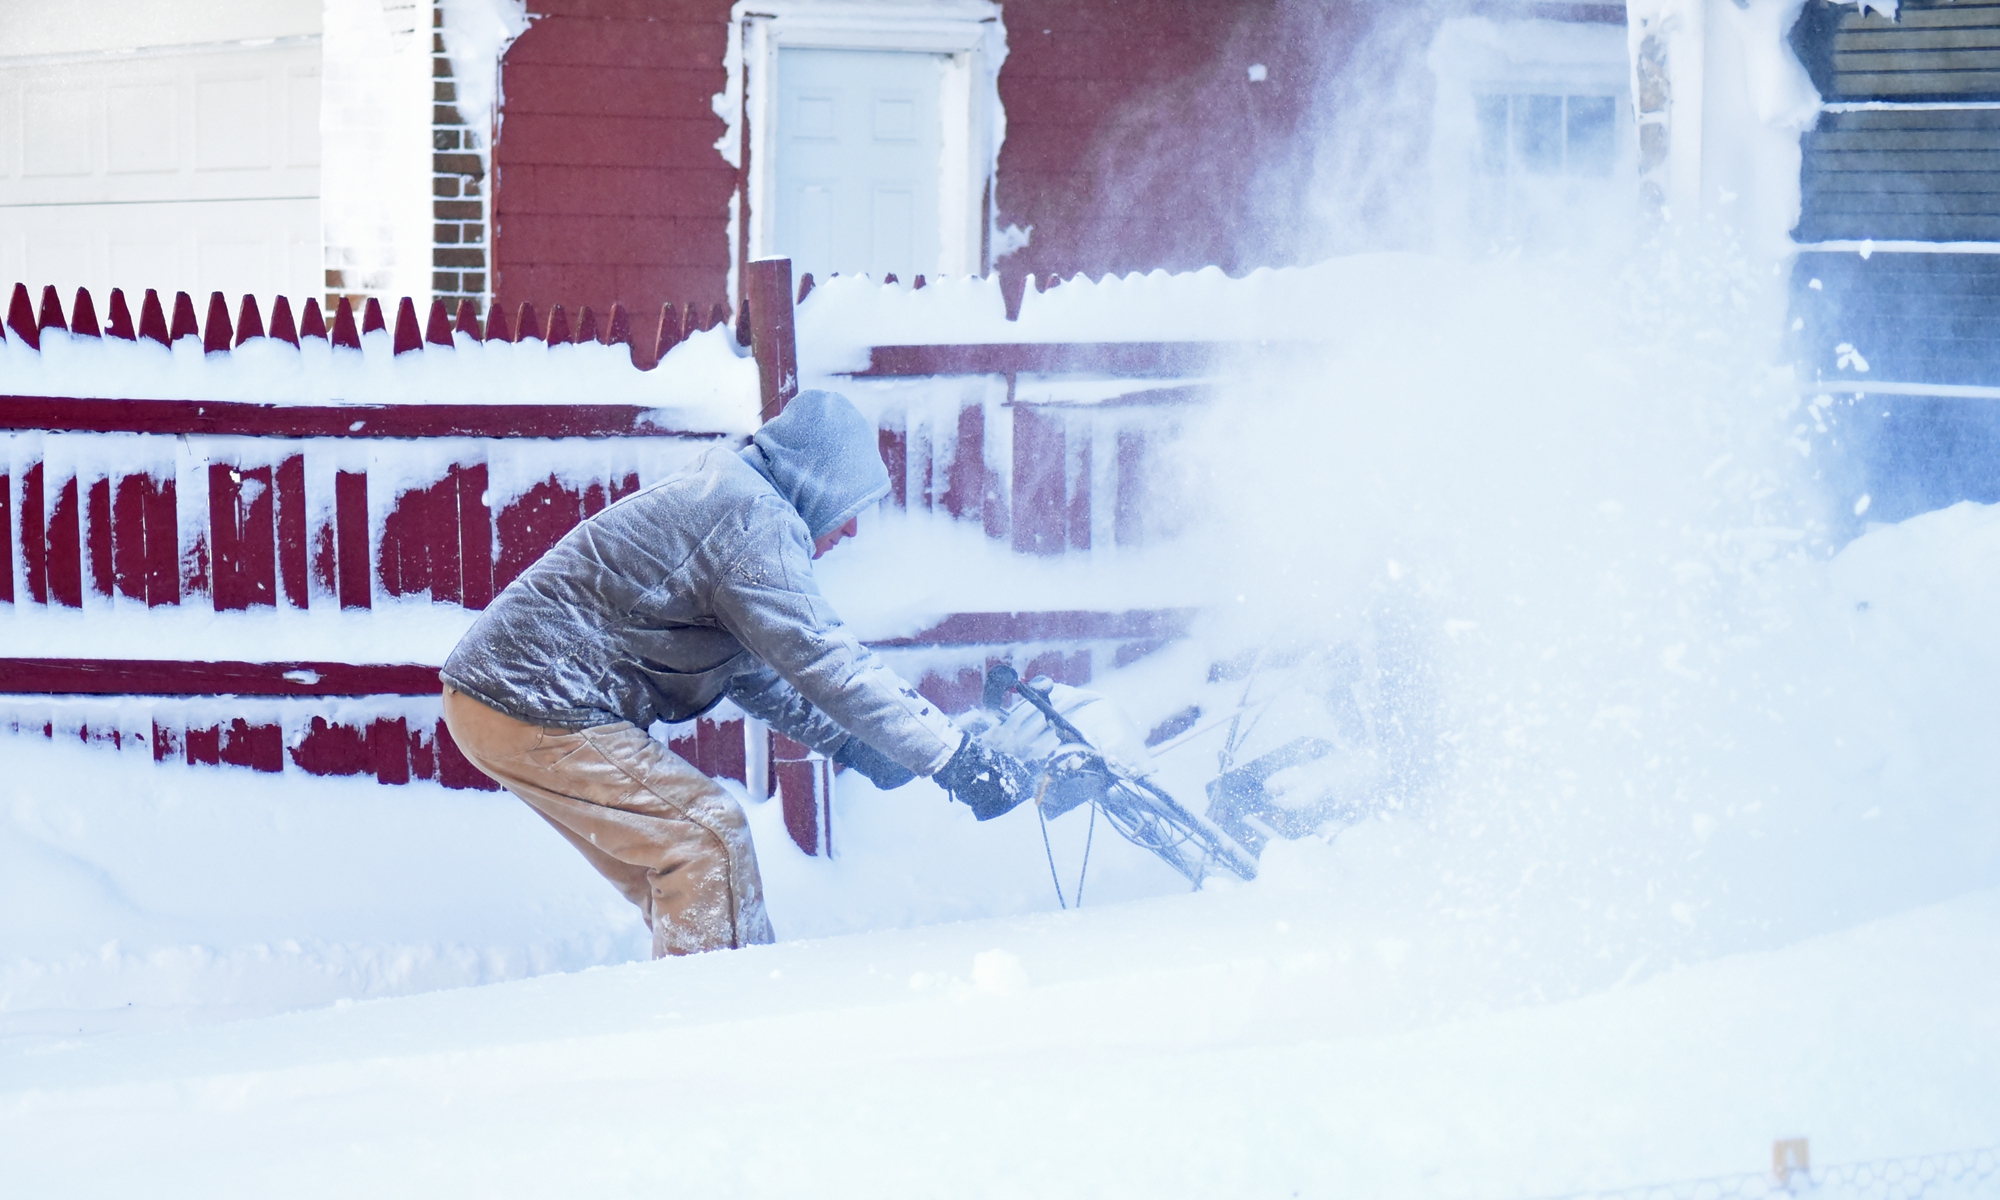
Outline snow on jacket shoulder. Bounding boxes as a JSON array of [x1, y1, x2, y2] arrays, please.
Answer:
[[440, 444, 960, 776]]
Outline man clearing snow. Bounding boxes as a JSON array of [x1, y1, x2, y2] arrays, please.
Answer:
[[441, 391, 1034, 957]]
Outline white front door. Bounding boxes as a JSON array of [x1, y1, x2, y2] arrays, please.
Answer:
[[773, 48, 945, 283]]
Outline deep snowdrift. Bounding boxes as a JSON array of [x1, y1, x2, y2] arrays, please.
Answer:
[[6, 495, 1997, 1047], [2, 872, 1996, 1198]]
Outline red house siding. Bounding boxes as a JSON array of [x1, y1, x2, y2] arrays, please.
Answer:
[[994, 0, 1379, 281], [988, 2, 1622, 280], [491, 0, 1375, 313], [491, 0, 737, 327], [488, 2, 1617, 316]]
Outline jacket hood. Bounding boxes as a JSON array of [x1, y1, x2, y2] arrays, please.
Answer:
[[740, 389, 891, 540]]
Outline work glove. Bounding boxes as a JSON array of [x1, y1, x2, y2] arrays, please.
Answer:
[[832, 736, 917, 791], [933, 733, 1037, 821]]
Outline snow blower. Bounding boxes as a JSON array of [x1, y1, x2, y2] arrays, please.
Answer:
[[977, 663, 1260, 893]]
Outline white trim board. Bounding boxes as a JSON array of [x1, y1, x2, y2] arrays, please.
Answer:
[[725, 0, 1006, 288], [0, 34, 322, 71], [1803, 380, 2000, 401], [1796, 242, 2000, 256], [1821, 101, 2000, 112]]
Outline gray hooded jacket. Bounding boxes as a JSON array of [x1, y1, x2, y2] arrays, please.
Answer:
[[440, 391, 961, 776]]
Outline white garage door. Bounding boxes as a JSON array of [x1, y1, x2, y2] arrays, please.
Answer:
[[0, 40, 322, 310], [774, 48, 946, 284]]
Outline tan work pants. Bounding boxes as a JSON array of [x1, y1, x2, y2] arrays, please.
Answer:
[[442, 685, 775, 958]]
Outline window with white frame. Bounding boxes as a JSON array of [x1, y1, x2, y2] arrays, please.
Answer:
[[1473, 93, 1617, 180], [1428, 19, 1635, 255]]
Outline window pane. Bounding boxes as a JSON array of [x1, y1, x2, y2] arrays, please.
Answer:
[[1566, 95, 1616, 177], [1474, 95, 1509, 176], [1514, 94, 1564, 175]]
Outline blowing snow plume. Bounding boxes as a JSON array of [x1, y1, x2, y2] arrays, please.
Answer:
[[1021, 0, 2000, 1008], [1127, 212, 2000, 1004], [5, 6, 2000, 1189]]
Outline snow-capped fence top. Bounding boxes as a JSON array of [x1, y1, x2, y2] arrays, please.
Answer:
[[4, 281, 735, 369], [0, 270, 742, 803], [791, 261, 1339, 375], [0, 281, 761, 423], [0, 258, 1249, 854], [0, 255, 1301, 634]]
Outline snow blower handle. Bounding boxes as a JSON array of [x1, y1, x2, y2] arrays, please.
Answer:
[[983, 664, 1092, 747]]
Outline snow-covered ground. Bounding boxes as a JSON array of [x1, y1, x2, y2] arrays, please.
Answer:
[[4, 247, 1999, 1195], [2, 843, 1996, 1198]]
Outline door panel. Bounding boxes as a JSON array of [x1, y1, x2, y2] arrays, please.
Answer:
[[0, 40, 322, 305], [774, 48, 944, 282]]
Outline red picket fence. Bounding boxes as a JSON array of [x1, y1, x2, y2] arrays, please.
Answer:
[[0, 396, 723, 803], [2, 281, 734, 368], [1, 266, 1233, 855]]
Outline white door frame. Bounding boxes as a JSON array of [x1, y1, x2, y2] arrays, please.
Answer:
[[725, 1, 1004, 289]]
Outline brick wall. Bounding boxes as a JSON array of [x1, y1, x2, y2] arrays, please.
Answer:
[[489, 0, 736, 325], [432, 3, 489, 313]]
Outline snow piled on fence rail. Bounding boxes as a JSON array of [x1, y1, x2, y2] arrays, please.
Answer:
[[795, 266, 1347, 374], [0, 324, 758, 426]]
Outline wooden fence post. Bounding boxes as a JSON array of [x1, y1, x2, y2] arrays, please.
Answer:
[[773, 732, 832, 856], [746, 257, 799, 422]]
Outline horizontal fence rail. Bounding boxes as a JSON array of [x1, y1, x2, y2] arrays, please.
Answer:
[[0, 659, 446, 695], [0, 610, 1195, 695], [1, 261, 1242, 855], [857, 341, 1243, 377], [0, 599, 1185, 853], [0, 397, 727, 440]]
